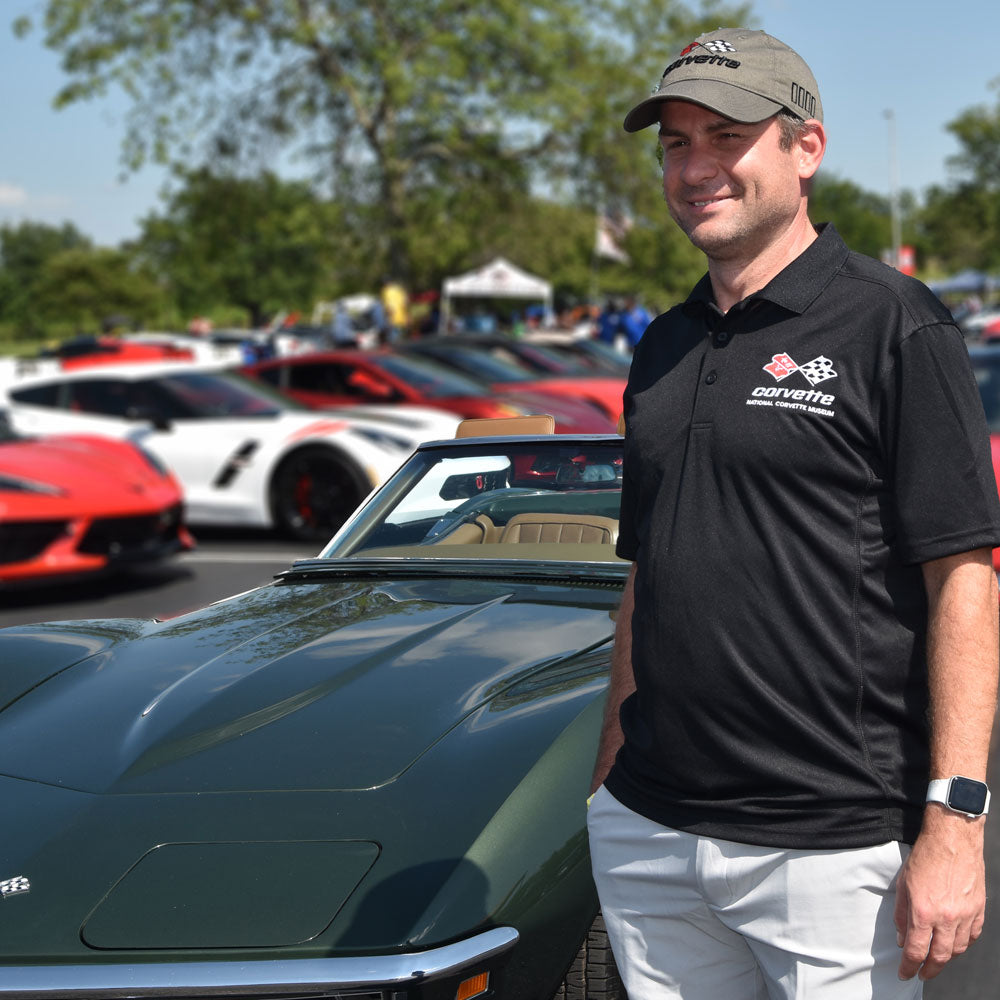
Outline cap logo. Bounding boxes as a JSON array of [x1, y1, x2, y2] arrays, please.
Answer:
[[661, 40, 741, 81], [702, 39, 737, 55]]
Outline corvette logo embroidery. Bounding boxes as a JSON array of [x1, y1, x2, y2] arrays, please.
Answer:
[[680, 39, 737, 57], [0, 876, 30, 899], [748, 353, 838, 417], [763, 353, 837, 387]]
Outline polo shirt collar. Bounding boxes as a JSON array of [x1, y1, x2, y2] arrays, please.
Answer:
[[682, 223, 850, 318]]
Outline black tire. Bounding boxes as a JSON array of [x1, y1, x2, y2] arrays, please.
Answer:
[[269, 445, 369, 543], [553, 914, 625, 1000]]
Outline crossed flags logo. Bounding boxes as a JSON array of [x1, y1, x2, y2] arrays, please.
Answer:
[[679, 39, 737, 57], [702, 39, 737, 55], [0, 876, 29, 898], [763, 353, 837, 387]]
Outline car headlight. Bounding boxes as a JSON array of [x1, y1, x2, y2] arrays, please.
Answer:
[[0, 473, 67, 496], [130, 442, 171, 478]]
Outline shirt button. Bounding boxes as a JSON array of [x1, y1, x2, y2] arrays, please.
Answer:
[[715, 331, 729, 345], [705, 371, 718, 384]]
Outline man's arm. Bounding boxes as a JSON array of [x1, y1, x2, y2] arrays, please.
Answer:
[[591, 563, 637, 794], [896, 547, 999, 981]]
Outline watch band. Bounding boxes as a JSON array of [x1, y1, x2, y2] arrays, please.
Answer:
[[926, 776, 991, 817]]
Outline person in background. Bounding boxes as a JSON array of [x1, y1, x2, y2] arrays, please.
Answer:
[[380, 279, 409, 344], [620, 296, 652, 349], [597, 298, 622, 347]]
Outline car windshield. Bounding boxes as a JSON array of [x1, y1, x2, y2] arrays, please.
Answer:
[[321, 439, 625, 563], [374, 353, 489, 398], [155, 370, 293, 418]]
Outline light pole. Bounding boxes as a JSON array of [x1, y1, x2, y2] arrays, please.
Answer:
[[884, 109, 901, 269]]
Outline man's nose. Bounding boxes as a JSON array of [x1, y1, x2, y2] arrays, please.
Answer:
[[677, 144, 719, 186]]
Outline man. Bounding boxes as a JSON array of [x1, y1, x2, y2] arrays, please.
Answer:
[[587, 27, 1000, 1000]]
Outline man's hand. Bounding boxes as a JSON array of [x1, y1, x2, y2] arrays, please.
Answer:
[[894, 805, 986, 980]]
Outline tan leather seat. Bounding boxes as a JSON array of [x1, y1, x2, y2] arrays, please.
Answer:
[[497, 512, 618, 545], [430, 514, 499, 544]]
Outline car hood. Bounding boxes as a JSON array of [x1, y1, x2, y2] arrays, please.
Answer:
[[0, 435, 163, 498], [0, 575, 615, 796]]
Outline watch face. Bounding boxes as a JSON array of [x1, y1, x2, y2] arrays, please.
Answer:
[[948, 776, 988, 815]]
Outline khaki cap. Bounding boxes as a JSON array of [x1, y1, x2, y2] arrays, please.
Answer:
[[624, 28, 823, 132]]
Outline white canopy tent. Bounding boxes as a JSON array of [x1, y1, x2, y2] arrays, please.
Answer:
[[440, 257, 553, 331]]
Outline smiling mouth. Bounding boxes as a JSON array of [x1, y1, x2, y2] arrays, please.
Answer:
[[690, 196, 728, 207]]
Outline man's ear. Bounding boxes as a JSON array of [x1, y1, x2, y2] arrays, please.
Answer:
[[797, 120, 826, 180]]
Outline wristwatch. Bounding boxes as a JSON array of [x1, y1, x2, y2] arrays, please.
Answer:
[[926, 776, 991, 818]]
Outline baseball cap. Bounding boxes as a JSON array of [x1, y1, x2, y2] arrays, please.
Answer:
[[623, 28, 823, 132]]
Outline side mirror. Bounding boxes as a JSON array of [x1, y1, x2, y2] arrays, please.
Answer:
[[127, 405, 171, 431]]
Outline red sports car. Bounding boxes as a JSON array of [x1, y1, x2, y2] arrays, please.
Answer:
[[0, 415, 194, 584], [41, 335, 195, 369], [240, 350, 616, 433]]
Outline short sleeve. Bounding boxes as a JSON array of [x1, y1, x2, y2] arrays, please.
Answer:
[[881, 325, 1000, 564]]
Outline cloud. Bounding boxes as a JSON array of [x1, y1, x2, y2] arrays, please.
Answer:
[[0, 183, 29, 206]]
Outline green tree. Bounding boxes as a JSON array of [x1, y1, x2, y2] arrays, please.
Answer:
[[18, 0, 749, 288], [0, 220, 91, 335], [808, 175, 892, 260], [32, 245, 166, 332], [137, 168, 341, 327], [911, 79, 1000, 275]]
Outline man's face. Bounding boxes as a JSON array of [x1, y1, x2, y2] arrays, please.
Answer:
[[658, 101, 805, 262]]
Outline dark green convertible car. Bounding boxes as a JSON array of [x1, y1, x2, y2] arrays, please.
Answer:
[[0, 421, 627, 1000]]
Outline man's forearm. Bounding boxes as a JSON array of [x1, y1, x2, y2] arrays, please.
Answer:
[[896, 547, 999, 981], [591, 563, 637, 794], [922, 549, 999, 782]]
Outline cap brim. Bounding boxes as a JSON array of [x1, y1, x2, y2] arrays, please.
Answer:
[[623, 80, 786, 132]]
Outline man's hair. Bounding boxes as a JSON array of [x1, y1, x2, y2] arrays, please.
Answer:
[[776, 111, 809, 152]]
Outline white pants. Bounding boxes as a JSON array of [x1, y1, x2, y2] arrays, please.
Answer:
[[587, 785, 921, 999]]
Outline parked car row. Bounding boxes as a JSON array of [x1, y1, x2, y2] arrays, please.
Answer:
[[0, 334, 628, 584]]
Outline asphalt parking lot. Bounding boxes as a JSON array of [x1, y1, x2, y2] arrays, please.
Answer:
[[0, 529, 313, 627]]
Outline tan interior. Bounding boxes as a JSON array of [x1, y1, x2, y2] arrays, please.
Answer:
[[433, 511, 618, 546], [455, 414, 556, 438]]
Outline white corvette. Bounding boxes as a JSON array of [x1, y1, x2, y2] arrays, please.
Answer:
[[0, 362, 458, 542]]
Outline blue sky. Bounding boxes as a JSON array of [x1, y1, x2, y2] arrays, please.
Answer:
[[2, 0, 998, 247]]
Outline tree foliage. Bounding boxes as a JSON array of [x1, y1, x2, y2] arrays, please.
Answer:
[[32, 246, 165, 332], [913, 79, 1000, 275], [19, 0, 750, 289], [137, 168, 341, 326], [808, 174, 892, 260], [0, 221, 92, 335]]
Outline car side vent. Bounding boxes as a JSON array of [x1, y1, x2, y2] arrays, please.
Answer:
[[213, 440, 262, 488]]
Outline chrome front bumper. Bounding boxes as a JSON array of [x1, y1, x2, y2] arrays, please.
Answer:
[[0, 925, 519, 998]]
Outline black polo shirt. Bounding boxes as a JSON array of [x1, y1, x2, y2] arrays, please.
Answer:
[[606, 224, 1000, 848]]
